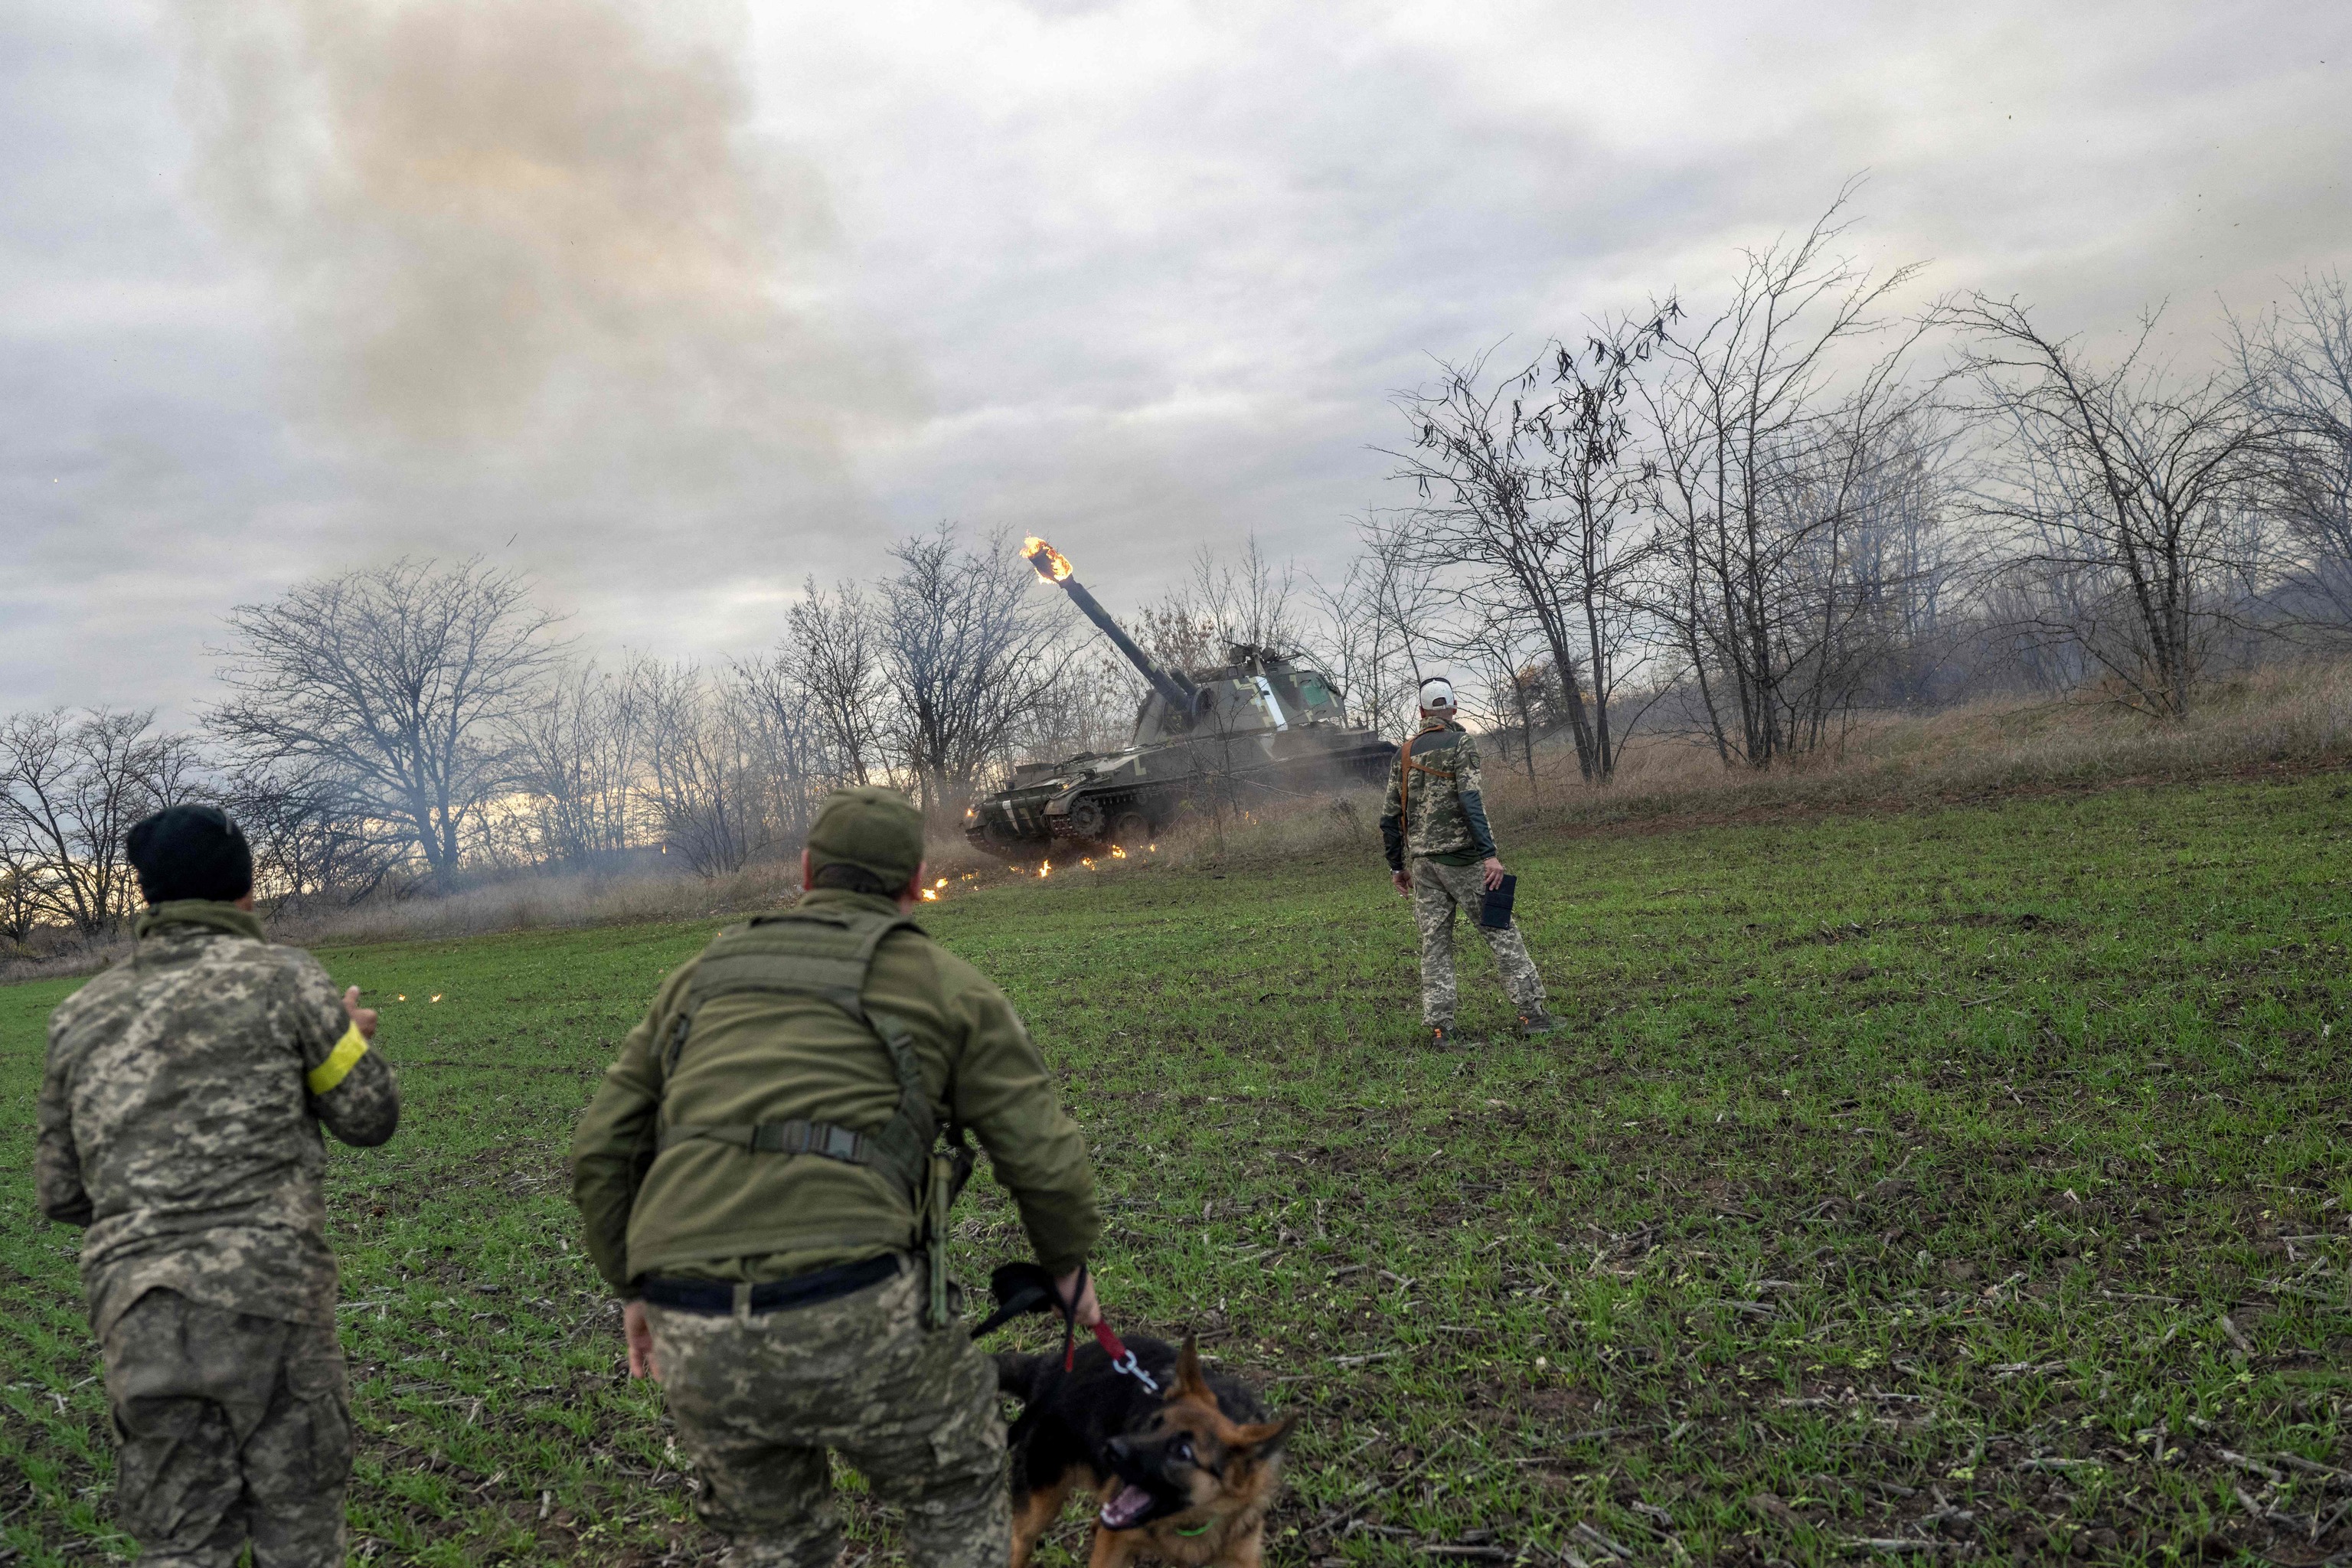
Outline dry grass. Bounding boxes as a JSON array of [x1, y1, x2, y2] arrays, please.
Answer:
[[1184, 655, 2352, 866], [1504, 654, 2352, 825], [9, 658, 2350, 982]]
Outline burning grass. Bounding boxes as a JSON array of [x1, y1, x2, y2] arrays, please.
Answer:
[[4, 771, 2350, 1563]]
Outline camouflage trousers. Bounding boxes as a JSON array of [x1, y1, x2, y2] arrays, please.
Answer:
[[97, 1289, 351, 1568], [648, 1256, 1008, 1568], [1411, 858, 1547, 1027]]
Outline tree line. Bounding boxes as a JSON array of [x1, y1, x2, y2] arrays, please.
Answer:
[[1378, 198, 2352, 782], [7, 199, 2349, 939], [0, 528, 1326, 938]]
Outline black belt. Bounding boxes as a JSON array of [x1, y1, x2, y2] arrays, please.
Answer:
[[638, 1253, 901, 1316]]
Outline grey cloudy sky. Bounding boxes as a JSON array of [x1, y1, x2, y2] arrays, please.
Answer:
[[4, 0, 2344, 723]]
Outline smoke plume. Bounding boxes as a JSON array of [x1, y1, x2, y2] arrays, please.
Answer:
[[170, 0, 914, 518]]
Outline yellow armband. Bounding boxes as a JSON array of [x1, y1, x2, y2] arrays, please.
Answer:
[[307, 1024, 371, 1095]]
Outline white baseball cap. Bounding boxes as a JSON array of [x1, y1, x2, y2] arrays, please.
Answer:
[[1418, 677, 1456, 711]]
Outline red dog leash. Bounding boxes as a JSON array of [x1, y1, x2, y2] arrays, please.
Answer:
[[1061, 1265, 1161, 1394], [1080, 1318, 1161, 1393]]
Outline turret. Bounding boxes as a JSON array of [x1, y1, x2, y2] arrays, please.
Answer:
[[1021, 537, 1201, 718]]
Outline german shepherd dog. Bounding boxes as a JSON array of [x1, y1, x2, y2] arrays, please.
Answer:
[[998, 1334, 1292, 1568]]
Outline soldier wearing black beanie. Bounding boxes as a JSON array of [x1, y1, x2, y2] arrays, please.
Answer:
[[125, 804, 253, 906], [41, 800, 399, 1563]]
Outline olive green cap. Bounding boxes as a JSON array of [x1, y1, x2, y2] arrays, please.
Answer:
[[805, 786, 925, 887]]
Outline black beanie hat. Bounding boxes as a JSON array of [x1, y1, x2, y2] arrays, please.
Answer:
[[126, 804, 255, 906]]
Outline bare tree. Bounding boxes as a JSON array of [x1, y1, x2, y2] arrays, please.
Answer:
[[1391, 349, 1610, 774], [1957, 297, 2275, 717], [1753, 390, 1956, 750], [2236, 271, 2352, 630], [514, 658, 646, 866], [1130, 599, 1222, 680], [730, 650, 834, 846], [637, 662, 768, 877], [1449, 609, 1548, 786], [0, 826, 41, 948], [211, 558, 564, 889], [1187, 537, 1302, 653], [1013, 645, 1143, 761], [1638, 198, 1934, 764], [1389, 309, 1677, 780], [785, 580, 887, 786], [0, 708, 198, 936], [1841, 407, 1965, 707], [877, 524, 1067, 817], [215, 760, 403, 907], [1307, 513, 1447, 744]]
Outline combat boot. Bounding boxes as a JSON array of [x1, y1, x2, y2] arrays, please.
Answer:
[[1519, 1012, 1563, 1037]]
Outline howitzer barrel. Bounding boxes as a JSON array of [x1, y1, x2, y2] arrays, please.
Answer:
[[1021, 537, 1197, 714]]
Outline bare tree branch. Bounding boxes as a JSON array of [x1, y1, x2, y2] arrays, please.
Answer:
[[1954, 296, 2278, 717], [209, 557, 567, 887]]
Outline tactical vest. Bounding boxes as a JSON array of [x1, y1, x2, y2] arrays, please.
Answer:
[[652, 906, 955, 1208]]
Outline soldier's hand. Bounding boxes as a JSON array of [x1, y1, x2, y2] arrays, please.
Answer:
[[1481, 857, 1506, 892], [1054, 1268, 1101, 1328], [1391, 869, 1412, 897], [623, 1299, 659, 1380], [341, 987, 378, 1042]]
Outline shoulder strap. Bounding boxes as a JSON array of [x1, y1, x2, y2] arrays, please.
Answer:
[[655, 910, 939, 1199], [1398, 730, 1414, 832], [1399, 724, 1461, 832], [1406, 727, 1461, 779]]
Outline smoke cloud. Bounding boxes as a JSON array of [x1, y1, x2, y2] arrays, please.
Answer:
[[168, 0, 915, 512], [10, 0, 2344, 719]]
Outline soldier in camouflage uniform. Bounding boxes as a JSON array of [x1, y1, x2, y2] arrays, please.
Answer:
[[572, 786, 1104, 1568], [35, 805, 400, 1567], [1380, 678, 1559, 1045]]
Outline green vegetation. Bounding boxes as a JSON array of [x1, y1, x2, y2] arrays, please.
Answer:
[[5, 774, 2350, 1565]]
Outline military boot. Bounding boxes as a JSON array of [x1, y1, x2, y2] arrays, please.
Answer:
[[1519, 1012, 1563, 1037]]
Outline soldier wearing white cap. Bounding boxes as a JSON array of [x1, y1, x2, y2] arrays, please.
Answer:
[[1377, 678, 1558, 1045]]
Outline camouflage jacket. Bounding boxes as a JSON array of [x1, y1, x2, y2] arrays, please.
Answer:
[[36, 901, 400, 1337], [1379, 717, 1498, 869]]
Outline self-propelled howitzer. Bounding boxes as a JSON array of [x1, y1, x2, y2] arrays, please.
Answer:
[[961, 539, 1397, 859]]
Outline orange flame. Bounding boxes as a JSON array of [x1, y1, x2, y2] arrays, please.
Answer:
[[934, 877, 948, 888], [1022, 537, 1074, 583], [1109, 845, 1128, 859], [1038, 861, 1052, 878], [919, 888, 939, 901]]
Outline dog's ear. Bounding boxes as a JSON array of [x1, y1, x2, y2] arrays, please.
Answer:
[[1174, 1334, 1212, 1400], [1236, 1415, 1294, 1460]]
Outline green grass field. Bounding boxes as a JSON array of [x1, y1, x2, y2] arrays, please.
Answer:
[[5, 775, 2350, 1566]]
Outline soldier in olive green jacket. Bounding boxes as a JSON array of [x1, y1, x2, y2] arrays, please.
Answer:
[[571, 786, 1103, 1568]]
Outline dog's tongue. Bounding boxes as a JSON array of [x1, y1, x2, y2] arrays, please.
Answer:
[[1099, 1484, 1155, 1530]]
